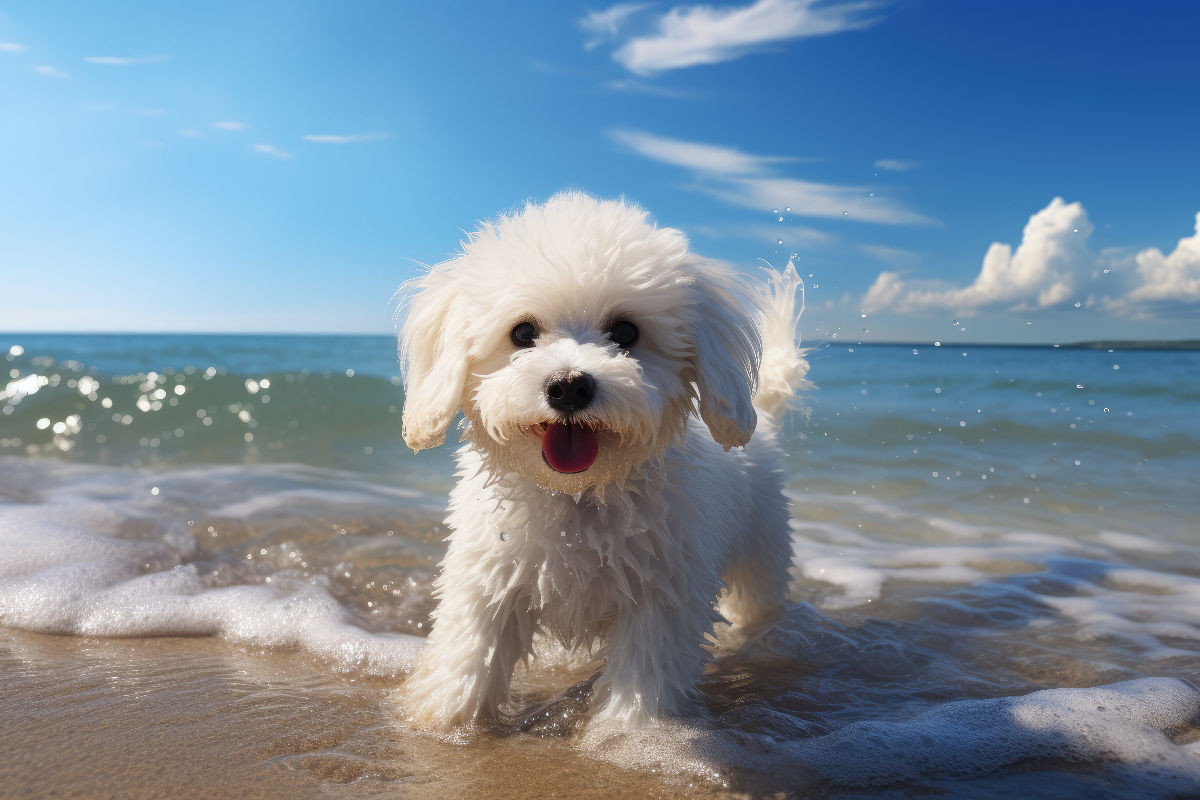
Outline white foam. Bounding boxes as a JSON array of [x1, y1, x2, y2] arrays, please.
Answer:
[[0, 501, 423, 677], [788, 497, 1200, 664], [209, 485, 424, 518], [588, 678, 1200, 793]]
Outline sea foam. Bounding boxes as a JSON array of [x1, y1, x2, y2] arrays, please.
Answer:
[[1, 461, 1198, 794], [587, 677, 1200, 794], [0, 501, 423, 677]]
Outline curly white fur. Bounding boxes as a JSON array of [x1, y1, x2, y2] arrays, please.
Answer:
[[398, 192, 808, 730]]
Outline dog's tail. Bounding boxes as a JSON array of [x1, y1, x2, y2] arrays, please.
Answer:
[[753, 260, 811, 422]]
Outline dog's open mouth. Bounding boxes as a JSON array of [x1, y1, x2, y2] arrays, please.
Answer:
[[535, 421, 599, 474]]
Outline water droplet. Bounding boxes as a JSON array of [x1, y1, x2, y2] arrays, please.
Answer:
[[150, 486, 160, 496], [499, 532, 509, 542]]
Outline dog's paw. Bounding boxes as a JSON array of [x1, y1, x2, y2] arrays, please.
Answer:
[[397, 682, 466, 732]]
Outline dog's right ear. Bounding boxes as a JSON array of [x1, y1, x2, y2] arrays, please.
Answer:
[[399, 262, 469, 452]]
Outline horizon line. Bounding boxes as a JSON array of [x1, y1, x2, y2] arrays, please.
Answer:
[[2, 331, 1198, 351]]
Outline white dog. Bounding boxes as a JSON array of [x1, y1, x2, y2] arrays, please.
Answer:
[[398, 192, 808, 730]]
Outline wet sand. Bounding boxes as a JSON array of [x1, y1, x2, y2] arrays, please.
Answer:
[[0, 629, 718, 800]]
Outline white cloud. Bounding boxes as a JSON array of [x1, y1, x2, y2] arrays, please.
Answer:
[[862, 270, 905, 311], [1126, 213, 1200, 306], [702, 175, 936, 225], [84, 55, 168, 65], [612, 128, 933, 226], [604, 79, 699, 98], [252, 143, 291, 159], [212, 120, 247, 131], [0, 42, 27, 52], [581, 3, 651, 50], [862, 198, 1094, 314], [610, 128, 795, 174], [744, 224, 836, 247], [612, 0, 883, 75], [302, 132, 388, 144], [33, 64, 69, 80], [874, 158, 918, 172], [859, 243, 920, 267]]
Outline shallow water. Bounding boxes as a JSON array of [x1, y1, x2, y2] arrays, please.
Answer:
[[1, 334, 1198, 797]]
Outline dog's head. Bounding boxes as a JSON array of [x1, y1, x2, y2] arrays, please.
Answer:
[[399, 192, 761, 494]]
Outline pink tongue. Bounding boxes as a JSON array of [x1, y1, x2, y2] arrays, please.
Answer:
[[541, 422, 598, 474]]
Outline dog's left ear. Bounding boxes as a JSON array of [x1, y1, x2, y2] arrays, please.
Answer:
[[683, 257, 761, 449], [399, 261, 470, 452]]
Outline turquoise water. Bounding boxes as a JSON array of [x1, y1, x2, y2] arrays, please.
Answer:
[[1, 333, 1198, 796], [4, 334, 1196, 531]]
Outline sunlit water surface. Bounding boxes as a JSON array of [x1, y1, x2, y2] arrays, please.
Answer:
[[1, 334, 1198, 798]]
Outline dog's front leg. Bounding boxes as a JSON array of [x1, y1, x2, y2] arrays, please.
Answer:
[[401, 578, 535, 731], [588, 580, 715, 728]]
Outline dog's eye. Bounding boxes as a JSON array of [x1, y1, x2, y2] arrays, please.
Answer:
[[606, 320, 638, 349], [510, 321, 539, 348]]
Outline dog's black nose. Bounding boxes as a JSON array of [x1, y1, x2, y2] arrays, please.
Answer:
[[545, 371, 596, 413]]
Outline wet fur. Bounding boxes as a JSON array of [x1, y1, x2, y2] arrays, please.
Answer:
[[398, 192, 809, 729]]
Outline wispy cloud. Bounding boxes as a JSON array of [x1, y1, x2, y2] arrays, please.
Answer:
[[302, 132, 389, 144], [581, 3, 651, 50], [84, 54, 168, 66], [859, 243, 920, 268], [874, 158, 918, 172], [611, 128, 802, 175], [252, 143, 291, 159], [609, 0, 884, 75], [33, 64, 69, 80], [0, 42, 28, 53], [212, 120, 248, 131], [743, 224, 837, 247], [604, 78, 700, 98], [700, 176, 935, 226], [612, 128, 933, 226]]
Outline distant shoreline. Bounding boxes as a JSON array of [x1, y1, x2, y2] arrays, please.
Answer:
[[4, 333, 1199, 352]]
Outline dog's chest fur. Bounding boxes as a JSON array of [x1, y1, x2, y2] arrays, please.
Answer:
[[443, 444, 718, 652]]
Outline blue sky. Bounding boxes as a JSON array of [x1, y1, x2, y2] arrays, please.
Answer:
[[2, 0, 1198, 342]]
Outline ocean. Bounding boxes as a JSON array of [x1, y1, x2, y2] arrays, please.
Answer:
[[1, 333, 1198, 798]]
